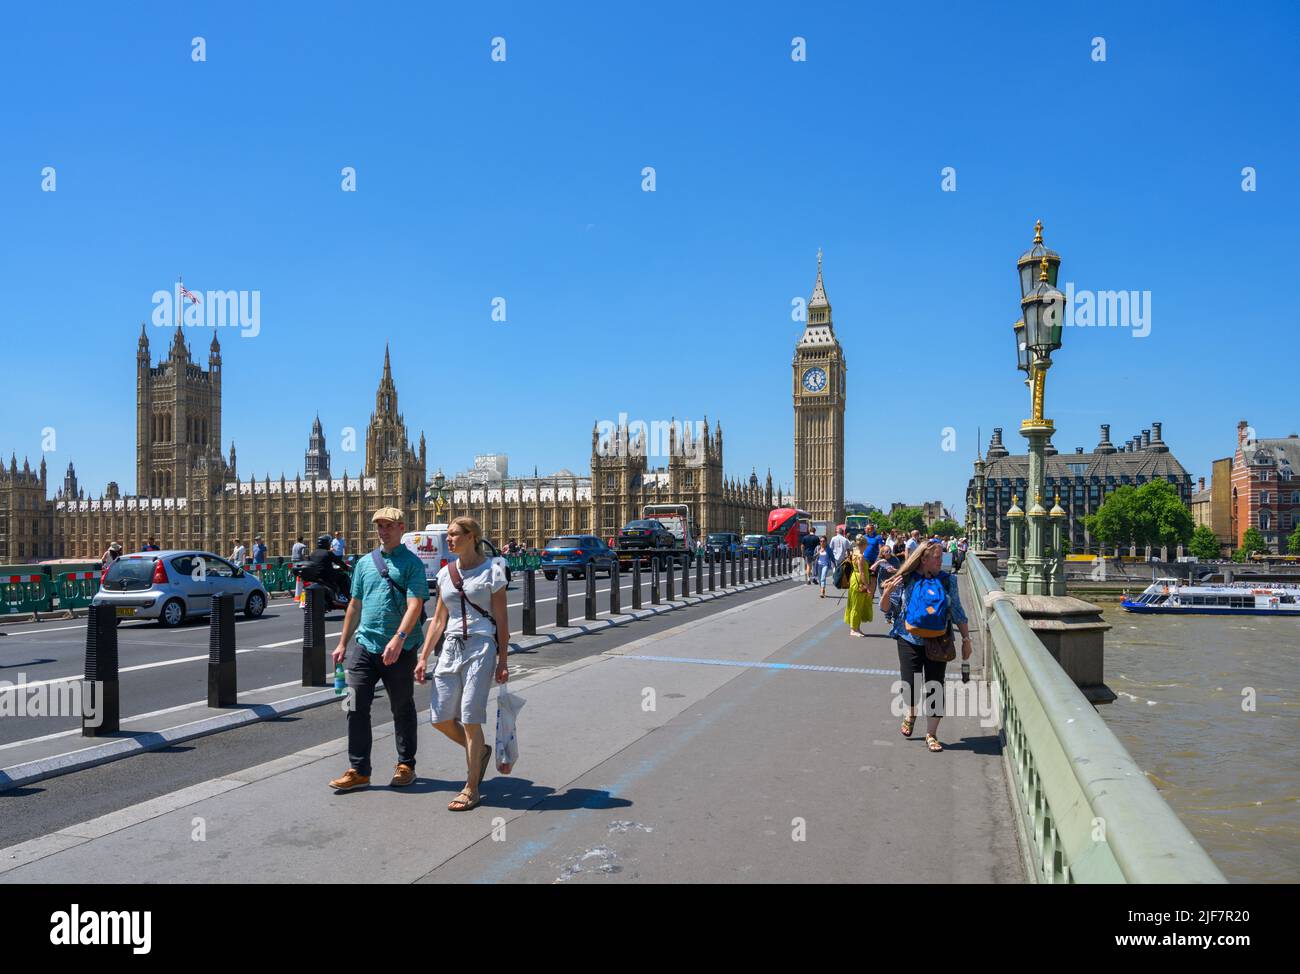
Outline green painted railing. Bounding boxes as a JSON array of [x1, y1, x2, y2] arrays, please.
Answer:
[[964, 555, 1225, 884]]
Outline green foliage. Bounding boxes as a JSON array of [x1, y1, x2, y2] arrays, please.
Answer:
[[1085, 480, 1194, 550], [1241, 528, 1269, 555], [890, 507, 926, 535], [1290, 526, 1300, 556], [1231, 547, 1249, 563], [869, 512, 892, 534], [1188, 525, 1221, 561], [929, 519, 961, 538]]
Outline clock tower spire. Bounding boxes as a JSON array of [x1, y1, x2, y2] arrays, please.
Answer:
[[792, 249, 846, 526]]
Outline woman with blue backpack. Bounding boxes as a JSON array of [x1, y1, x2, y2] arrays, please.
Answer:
[[878, 540, 971, 752]]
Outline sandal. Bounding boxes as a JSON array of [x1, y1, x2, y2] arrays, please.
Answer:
[[448, 790, 481, 812], [900, 714, 915, 738], [926, 734, 944, 753]]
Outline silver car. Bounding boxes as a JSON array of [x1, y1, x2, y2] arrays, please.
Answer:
[[92, 550, 269, 627]]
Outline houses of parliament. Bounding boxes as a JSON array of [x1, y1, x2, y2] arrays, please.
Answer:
[[0, 322, 781, 561]]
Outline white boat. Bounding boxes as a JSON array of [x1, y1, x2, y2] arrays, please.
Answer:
[[1121, 578, 1300, 616]]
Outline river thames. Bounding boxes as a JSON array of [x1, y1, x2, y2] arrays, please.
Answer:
[[1097, 602, 1300, 883]]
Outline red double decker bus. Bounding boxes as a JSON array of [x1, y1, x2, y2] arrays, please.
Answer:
[[767, 507, 812, 550]]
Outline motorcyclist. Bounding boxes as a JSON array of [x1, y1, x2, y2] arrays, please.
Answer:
[[299, 533, 350, 600]]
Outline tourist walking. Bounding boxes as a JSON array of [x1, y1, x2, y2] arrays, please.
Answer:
[[252, 537, 267, 565], [843, 535, 873, 635], [815, 539, 833, 597], [801, 529, 820, 584], [417, 515, 510, 812], [329, 508, 429, 791], [141, 536, 159, 552], [829, 524, 851, 570], [291, 536, 308, 602], [230, 539, 246, 566], [871, 543, 904, 623], [879, 540, 972, 753], [905, 530, 921, 555], [331, 531, 346, 559], [101, 542, 122, 570]]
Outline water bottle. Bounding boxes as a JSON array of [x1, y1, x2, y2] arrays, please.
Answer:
[[961, 661, 970, 684], [334, 663, 346, 695]]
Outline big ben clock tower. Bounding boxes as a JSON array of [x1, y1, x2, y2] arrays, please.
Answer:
[[793, 249, 846, 526]]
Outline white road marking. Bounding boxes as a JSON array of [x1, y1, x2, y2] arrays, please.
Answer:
[[2, 648, 272, 692], [0, 680, 305, 753]]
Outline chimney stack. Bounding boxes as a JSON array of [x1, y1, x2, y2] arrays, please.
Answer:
[[1142, 429, 1151, 449], [1199, 477, 1206, 491], [1076, 447, 1084, 454]]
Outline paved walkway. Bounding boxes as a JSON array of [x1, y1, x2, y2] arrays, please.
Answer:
[[0, 576, 1023, 883]]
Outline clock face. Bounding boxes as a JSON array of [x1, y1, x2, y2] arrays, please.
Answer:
[[802, 367, 828, 393]]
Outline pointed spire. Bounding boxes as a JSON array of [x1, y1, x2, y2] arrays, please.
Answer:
[[383, 342, 392, 379], [809, 248, 829, 309], [138, 321, 149, 347]]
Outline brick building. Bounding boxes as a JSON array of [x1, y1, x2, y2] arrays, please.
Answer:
[[1231, 420, 1300, 553]]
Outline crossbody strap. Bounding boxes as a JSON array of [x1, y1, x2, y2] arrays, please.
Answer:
[[448, 560, 497, 639]]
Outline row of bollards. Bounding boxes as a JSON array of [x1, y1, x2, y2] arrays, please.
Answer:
[[79, 546, 798, 736]]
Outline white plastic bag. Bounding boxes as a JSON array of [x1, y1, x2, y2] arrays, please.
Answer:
[[494, 684, 524, 774]]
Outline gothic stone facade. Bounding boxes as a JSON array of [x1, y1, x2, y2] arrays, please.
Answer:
[[0, 327, 771, 561]]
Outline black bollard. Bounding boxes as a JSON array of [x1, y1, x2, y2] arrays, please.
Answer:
[[556, 568, 570, 628], [632, 558, 643, 610], [681, 553, 690, 598], [522, 568, 537, 635], [708, 549, 716, 591], [696, 551, 703, 593], [303, 584, 327, 687], [585, 562, 597, 620], [83, 602, 119, 736], [209, 591, 237, 707], [651, 558, 661, 605], [666, 556, 675, 601], [731, 550, 738, 587], [610, 560, 621, 615]]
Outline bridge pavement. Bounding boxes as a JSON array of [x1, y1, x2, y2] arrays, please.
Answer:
[[0, 575, 1024, 883]]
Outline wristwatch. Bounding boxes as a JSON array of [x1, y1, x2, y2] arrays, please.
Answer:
[[396, 630, 408, 640]]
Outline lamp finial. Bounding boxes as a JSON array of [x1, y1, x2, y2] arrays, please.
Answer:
[[1033, 219, 1043, 244], [1039, 256, 1050, 282]]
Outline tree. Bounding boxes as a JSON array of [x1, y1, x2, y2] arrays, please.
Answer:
[[890, 507, 926, 535], [1188, 525, 1221, 560], [1086, 480, 1194, 553], [1289, 525, 1300, 556], [1241, 527, 1269, 556], [870, 512, 892, 534], [930, 519, 962, 538]]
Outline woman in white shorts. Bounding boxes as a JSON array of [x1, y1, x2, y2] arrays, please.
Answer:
[[415, 516, 510, 811]]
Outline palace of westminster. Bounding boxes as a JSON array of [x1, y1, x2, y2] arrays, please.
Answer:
[[0, 322, 798, 562]]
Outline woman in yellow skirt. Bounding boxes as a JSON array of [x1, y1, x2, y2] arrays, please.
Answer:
[[844, 535, 873, 636]]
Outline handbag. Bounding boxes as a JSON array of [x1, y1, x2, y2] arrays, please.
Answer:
[[923, 624, 956, 663]]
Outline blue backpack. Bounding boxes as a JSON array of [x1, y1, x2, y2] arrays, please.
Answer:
[[904, 572, 950, 638]]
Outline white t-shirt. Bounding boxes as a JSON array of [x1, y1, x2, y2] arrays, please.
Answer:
[[437, 556, 508, 638], [905, 538, 918, 554], [829, 534, 851, 563]]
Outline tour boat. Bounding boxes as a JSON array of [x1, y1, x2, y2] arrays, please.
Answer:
[[1121, 578, 1300, 616]]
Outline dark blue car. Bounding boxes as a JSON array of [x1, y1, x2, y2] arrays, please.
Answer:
[[541, 534, 618, 580]]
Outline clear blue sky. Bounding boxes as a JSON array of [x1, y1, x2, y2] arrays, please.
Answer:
[[2, 1, 1296, 519]]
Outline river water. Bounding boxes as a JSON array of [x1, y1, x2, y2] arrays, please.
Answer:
[[1097, 602, 1300, 883]]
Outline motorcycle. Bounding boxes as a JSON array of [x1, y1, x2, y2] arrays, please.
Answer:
[[290, 562, 351, 611]]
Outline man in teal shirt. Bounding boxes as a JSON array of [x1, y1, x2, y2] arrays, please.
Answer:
[[329, 507, 429, 791]]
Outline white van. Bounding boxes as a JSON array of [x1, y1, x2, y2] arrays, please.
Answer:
[[400, 523, 512, 587], [402, 524, 452, 585]]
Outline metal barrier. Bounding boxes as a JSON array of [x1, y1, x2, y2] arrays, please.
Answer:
[[1, 574, 51, 615], [964, 554, 1225, 883], [56, 570, 100, 609]]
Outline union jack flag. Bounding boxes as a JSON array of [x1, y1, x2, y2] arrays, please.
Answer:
[[179, 284, 200, 305]]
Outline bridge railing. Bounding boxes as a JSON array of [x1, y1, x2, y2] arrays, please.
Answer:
[[964, 554, 1225, 884]]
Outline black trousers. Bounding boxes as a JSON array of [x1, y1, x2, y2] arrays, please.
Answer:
[[346, 646, 417, 776], [896, 637, 948, 717]]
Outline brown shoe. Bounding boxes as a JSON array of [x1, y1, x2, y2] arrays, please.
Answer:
[[329, 769, 370, 791], [390, 763, 416, 787]]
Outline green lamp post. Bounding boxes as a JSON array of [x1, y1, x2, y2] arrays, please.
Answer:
[[1006, 221, 1065, 596]]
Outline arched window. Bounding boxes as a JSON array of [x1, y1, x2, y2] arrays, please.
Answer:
[[1261, 491, 1270, 505], [1260, 511, 1271, 530]]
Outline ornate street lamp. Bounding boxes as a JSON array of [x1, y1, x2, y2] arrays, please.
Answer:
[[425, 468, 449, 521], [1007, 222, 1067, 596]]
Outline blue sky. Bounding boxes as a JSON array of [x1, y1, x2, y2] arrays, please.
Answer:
[[2, 1, 1296, 518]]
